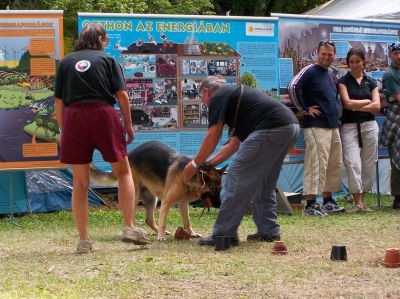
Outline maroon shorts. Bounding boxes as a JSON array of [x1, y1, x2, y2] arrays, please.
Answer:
[[60, 102, 127, 164]]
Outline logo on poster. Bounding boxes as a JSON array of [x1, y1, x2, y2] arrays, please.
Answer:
[[75, 60, 91, 72], [246, 23, 274, 36]]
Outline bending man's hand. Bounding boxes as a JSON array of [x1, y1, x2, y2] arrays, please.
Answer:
[[183, 161, 197, 183]]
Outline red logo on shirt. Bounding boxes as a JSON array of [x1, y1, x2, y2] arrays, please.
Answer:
[[75, 60, 91, 72]]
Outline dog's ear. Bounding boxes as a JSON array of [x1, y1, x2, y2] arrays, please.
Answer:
[[217, 164, 228, 174]]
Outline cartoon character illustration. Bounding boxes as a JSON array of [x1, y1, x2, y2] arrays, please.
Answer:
[[148, 33, 157, 46], [113, 40, 128, 51]]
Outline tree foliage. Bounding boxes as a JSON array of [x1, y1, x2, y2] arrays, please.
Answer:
[[1, 0, 330, 53], [240, 71, 258, 88], [213, 0, 331, 16], [1, 0, 215, 40]]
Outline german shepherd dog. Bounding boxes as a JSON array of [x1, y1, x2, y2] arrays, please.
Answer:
[[90, 141, 226, 241]]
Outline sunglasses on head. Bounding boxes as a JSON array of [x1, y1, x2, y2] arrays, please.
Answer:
[[389, 42, 400, 53], [318, 40, 336, 47]]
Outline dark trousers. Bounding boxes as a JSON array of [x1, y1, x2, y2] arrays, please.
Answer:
[[389, 145, 400, 196], [212, 124, 300, 237]]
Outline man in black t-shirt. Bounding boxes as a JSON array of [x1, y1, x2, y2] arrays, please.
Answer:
[[183, 76, 299, 246]]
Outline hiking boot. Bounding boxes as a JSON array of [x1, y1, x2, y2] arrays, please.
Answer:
[[198, 235, 239, 246], [393, 198, 400, 209], [322, 202, 345, 214], [76, 239, 93, 254], [304, 204, 328, 216], [346, 205, 363, 214], [122, 227, 150, 245], [247, 233, 281, 242], [361, 205, 373, 212]]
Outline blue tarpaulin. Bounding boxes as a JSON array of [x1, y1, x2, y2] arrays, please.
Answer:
[[0, 169, 102, 215]]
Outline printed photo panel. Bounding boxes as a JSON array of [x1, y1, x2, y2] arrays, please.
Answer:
[[120, 54, 156, 79]]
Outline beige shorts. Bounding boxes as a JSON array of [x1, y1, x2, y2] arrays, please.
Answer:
[[303, 127, 342, 195]]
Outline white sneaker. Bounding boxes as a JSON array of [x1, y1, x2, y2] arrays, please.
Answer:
[[122, 227, 150, 245], [322, 202, 345, 214], [304, 204, 328, 216]]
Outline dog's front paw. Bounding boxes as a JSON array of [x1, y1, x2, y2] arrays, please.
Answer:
[[157, 236, 167, 242], [190, 232, 202, 238]]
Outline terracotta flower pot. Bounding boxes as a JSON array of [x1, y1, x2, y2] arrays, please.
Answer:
[[174, 227, 191, 240], [272, 240, 288, 255], [384, 248, 400, 268]]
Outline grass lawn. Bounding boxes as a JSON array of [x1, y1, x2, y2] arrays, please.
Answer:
[[0, 195, 399, 298]]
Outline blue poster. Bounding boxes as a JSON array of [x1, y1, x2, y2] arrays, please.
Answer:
[[78, 13, 278, 172], [78, 13, 279, 131]]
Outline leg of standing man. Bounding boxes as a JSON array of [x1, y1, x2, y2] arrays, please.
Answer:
[[321, 128, 344, 214]]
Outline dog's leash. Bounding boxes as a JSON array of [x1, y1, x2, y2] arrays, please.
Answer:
[[199, 197, 212, 218], [186, 170, 212, 218], [197, 170, 213, 218], [187, 169, 207, 193]]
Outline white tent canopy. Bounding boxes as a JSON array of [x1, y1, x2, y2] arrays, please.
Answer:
[[306, 0, 400, 20]]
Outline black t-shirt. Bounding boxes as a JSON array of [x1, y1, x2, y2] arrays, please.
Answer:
[[54, 49, 126, 106], [208, 85, 298, 141], [338, 72, 377, 123]]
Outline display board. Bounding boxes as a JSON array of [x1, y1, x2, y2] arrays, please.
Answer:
[[274, 14, 400, 159], [0, 10, 64, 170], [78, 13, 279, 131], [77, 13, 279, 169]]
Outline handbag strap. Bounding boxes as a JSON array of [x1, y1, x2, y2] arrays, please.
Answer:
[[229, 84, 244, 138]]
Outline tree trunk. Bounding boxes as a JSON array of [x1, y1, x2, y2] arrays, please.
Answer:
[[265, 0, 275, 16]]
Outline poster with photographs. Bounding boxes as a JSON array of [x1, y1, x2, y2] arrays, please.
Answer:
[[149, 79, 177, 105], [181, 79, 202, 101], [126, 78, 153, 106], [120, 54, 156, 78], [79, 14, 279, 133], [207, 59, 237, 76], [156, 54, 177, 78], [182, 103, 201, 127], [200, 104, 209, 125], [182, 59, 208, 76], [131, 105, 178, 131]]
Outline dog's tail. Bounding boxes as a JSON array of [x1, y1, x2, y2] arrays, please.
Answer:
[[89, 164, 117, 185]]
